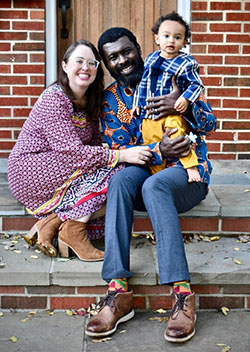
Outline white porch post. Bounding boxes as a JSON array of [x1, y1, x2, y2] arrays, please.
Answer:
[[45, 0, 57, 87], [177, 0, 191, 53]]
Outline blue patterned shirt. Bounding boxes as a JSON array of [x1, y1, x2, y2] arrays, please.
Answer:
[[134, 51, 204, 120]]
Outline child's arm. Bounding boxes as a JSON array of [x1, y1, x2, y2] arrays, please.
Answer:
[[131, 106, 141, 118]]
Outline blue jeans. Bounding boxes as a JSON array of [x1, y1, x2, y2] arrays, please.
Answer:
[[102, 165, 207, 285]]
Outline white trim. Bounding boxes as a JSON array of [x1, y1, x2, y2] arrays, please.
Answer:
[[45, 0, 57, 87], [177, 0, 191, 54]]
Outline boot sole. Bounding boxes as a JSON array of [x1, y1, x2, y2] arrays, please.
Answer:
[[164, 328, 195, 343], [85, 309, 135, 337]]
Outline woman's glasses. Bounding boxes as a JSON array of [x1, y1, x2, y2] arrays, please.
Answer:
[[72, 57, 100, 70]]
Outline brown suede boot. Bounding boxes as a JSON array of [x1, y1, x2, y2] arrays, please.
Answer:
[[164, 292, 196, 343], [86, 290, 134, 337], [24, 213, 62, 257], [58, 219, 104, 262]]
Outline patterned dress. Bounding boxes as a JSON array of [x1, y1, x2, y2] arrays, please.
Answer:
[[8, 83, 122, 239]]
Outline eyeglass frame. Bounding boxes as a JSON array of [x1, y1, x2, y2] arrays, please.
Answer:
[[71, 57, 100, 70]]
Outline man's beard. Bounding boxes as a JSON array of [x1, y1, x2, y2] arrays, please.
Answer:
[[111, 57, 144, 87]]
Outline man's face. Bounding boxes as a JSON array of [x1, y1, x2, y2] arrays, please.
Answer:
[[102, 36, 144, 86]]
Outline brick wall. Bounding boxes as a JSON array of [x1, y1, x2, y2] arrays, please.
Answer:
[[191, 0, 250, 160], [0, 0, 45, 158], [0, 0, 249, 159]]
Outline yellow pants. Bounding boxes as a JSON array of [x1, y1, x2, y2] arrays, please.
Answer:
[[141, 115, 198, 175]]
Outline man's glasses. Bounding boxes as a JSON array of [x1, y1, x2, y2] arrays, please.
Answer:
[[72, 57, 100, 70]]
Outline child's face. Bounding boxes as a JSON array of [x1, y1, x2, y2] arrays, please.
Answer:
[[154, 20, 187, 59]]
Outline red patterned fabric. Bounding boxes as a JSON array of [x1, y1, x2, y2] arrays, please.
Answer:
[[8, 84, 122, 239]]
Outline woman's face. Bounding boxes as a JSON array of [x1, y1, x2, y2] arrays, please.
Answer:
[[62, 44, 99, 97]]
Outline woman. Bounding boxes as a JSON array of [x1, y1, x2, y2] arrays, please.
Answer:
[[8, 40, 151, 261]]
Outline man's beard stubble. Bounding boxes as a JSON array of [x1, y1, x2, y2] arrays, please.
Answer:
[[112, 56, 144, 87]]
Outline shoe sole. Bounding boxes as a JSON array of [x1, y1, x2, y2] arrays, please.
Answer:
[[85, 309, 135, 337], [164, 328, 195, 343]]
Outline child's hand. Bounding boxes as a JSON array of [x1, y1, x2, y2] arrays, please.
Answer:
[[174, 97, 189, 114], [131, 106, 140, 118]]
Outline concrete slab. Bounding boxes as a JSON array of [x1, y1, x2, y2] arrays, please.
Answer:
[[52, 237, 157, 286], [0, 237, 51, 286], [186, 237, 250, 284], [212, 185, 250, 217], [212, 160, 250, 176], [0, 310, 250, 352], [0, 185, 25, 215]]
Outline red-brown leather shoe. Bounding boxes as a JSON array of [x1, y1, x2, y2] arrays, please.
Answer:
[[164, 292, 196, 343], [86, 290, 134, 337]]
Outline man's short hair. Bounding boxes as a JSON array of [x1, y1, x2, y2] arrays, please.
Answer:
[[98, 27, 141, 61]]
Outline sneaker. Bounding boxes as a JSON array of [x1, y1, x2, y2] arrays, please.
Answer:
[[164, 292, 196, 343], [86, 290, 134, 337]]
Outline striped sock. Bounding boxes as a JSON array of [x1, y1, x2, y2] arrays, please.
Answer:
[[173, 281, 191, 295], [108, 278, 128, 292]]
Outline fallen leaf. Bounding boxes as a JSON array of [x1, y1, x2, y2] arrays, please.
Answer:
[[210, 236, 220, 241], [56, 257, 70, 262], [221, 346, 231, 352], [0, 312, 4, 317], [28, 311, 37, 316], [243, 189, 250, 192], [119, 330, 126, 334], [0, 262, 6, 268], [75, 308, 87, 316], [238, 235, 250, 243], [156, 308, 167, 314], [47, 311, 54, 316], [66, 310, 74, 316], [233, 258, 243, 265], [35, 249, 42, 254], [30, 255, 39, 259], [13, 250, 22, 254], [221, 306, 229, 316], [149, 316, 168, 322], [233, 247, 240, 251], [10, 336, 17, 343], [20, 317, 30, 323], [216, 344, 227, 347]]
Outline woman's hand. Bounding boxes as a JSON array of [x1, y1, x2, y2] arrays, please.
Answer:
[[119, 146, 152, 165]]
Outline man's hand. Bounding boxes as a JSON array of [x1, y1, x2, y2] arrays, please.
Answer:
[[159, 128, 190, 159], [144, 76, 181, 120]]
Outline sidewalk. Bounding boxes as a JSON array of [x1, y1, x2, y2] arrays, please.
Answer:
[[0, 310, 250, 352]]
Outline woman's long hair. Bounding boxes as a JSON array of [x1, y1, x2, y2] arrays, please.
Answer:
[[58, 39, 104, 122]]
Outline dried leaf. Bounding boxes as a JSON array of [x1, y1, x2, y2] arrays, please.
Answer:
[[210, 236, 220, 241], [243, 189, 250, 193], [221, 346, 231, 352], [10, 336, 17, 343], [221, 306, 229, 316], [75, 308, 87, 316], [28, 311, 37, 316], [238, 235, 250, 243], [56, 257, 70, 262], [233, 247, 240, 251], [66, 310, 74, 316], [30, 255, 39, 259], [132, 233, 142, 238], [0, 312, 4, 317], [0, 262, 6, 268], [21, 317, 30, 323], [216, 344, 227, 347], [149, 316, 168, 322], [156, 308, 167, 314], [35, 249, 42, 254], [233, 258, 243, 265], [13, 250, 22, 254], [119, 330, 126, 334], [47, 311, 54, 316]]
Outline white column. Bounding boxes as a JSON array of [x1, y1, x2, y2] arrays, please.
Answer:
[[177, 0, 191, 54], [45, 0, 57, 87]]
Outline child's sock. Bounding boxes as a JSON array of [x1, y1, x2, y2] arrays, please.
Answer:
[[173, 280, 191, 295], [108, 278, 128, 293]]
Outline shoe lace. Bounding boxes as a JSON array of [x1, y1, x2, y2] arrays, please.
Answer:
[[170, 293, 189, 319], [95, 290, 122, 312]]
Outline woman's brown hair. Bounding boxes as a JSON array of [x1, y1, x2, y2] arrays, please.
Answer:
[[58, 39, 104, 122]]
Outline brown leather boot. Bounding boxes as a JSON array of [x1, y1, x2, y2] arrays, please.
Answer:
[[24, 213, 62, 257], [86, 290, 134, 337], [164, 292, 196, 343], [58, 220, 104, 262]]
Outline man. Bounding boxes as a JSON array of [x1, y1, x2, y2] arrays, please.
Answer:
[[86, 28, 216, 343]]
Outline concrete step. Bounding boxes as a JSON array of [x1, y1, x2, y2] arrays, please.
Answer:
[[0, 159, 250, 311], [0, 235, 250, 311]]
